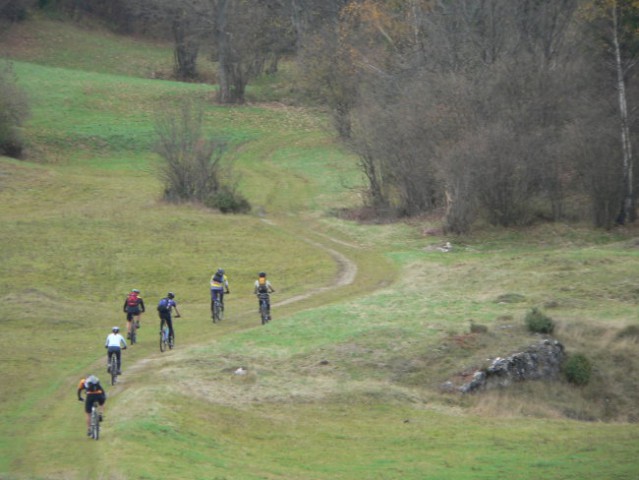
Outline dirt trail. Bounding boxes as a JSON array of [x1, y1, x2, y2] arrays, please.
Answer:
[[121, 218, 359, 379], [274, 238, 357, 306], [260, 218, 358, 307]]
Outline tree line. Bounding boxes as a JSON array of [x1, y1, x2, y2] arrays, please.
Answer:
[[2, 0, 639, 232]]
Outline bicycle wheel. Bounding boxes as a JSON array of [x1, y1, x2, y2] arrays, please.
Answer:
[[260, 301, 269, 325], [130, 322, 137, 345], [168, 331, 174, 349], [90, 402, 100, 440], [213, 301, 221, 323], [159, 327, 166, 352], [110, 354, 118, 385]]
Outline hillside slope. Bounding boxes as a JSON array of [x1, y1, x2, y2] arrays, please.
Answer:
[[1, 15, 639, 480]]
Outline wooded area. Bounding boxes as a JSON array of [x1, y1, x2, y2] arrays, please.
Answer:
[[2, 0, 639, 232]]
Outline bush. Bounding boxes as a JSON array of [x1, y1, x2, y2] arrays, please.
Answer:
[[524, 307, 555, 334], [563, 353, 592, 386], [154, 100, 249, 214], [0, 62, 29, 158], [206, 186, 251, 214], [616, 324, 639, 342], [469, 320, 488, 334]]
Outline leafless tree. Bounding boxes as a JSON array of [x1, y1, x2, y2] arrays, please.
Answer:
[[582, 0, 639, 224], [212, 0, 293, 103], [338, 0, 593, 230], [154, 99, 225, 204], [128, 0, 294, 100], [0, 0, 35, 21]]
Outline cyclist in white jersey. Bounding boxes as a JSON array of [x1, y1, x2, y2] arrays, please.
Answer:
[[105, 326, 127, 374]]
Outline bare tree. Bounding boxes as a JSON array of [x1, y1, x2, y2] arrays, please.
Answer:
[[582, 0, 639, 224], [126, 0, 210, 80], [0, 0, 35, 21], [128, 0, 293, 98], [338, 0, 590, 229], [213, 0, 293, 103], [154, 99, 226, 204], [153, 97, 250, 212]]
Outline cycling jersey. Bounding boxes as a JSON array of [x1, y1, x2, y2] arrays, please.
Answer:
[[105, 333, 127, 348], [77, 378, 104, 396], [210, 273, 229, 290]]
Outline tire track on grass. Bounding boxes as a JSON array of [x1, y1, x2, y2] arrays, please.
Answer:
[[121, 218, 359, 380], [258, 217, 358, 306]]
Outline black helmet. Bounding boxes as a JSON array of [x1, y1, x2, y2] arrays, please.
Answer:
[[259, 272, 266, 277], [112, 326, 120, 333], [167, 292, 175, 299]]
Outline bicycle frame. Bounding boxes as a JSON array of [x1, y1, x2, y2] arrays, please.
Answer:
[[110, 352, 118, 385], [259, 296, 269, 325], [90, 401, 100, 440]]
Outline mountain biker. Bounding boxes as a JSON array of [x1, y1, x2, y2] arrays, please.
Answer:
[[123, 288, 145, 339], [77, 374, 106, 437], [105, 326, 127, 374], [158, 292, 181, 342], [210, 268, 230, 318], [254, 272, 275, 320]]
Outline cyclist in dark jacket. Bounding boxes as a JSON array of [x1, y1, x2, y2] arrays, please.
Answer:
[[158, 292, 181, 342], [123, 288, 145, 338], [77, 374, 106, 436]]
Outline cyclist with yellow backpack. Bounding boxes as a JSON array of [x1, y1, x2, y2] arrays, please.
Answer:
[[254, 272, 275, 320], [210, 268, 230, 319]]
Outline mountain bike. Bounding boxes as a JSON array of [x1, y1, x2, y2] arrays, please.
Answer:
[[212, 298, 224, 323], [160, 324, 174, 352], [109, 352, 118, 385], [129, 319, 138, 345], [89, 401, 100, 440], [258, 292, 271, 325]]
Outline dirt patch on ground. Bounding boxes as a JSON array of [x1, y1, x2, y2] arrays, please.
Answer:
[[274, 236, 358, 307]]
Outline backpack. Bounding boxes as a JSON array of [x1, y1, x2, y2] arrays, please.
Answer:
[[86, 380, 99, 392], [157, 297, 170, 313], [127, 293, 139, 308], [257, 277, 268, 293], [213, 272, 224, 284]]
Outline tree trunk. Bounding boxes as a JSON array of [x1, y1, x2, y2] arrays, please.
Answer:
[[172, 14, 199, 80], [612, 3, 635, 224], [215, 0, 233, 103]]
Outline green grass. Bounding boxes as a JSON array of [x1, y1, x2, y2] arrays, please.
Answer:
[[2, 15, 639, 480]]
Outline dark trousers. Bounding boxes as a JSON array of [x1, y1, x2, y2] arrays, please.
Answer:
[[160, 312, 174, 339], [211, 289, 225, 306]]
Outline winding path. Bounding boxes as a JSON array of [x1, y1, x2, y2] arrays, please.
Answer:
[[259, 217, 358, 307]]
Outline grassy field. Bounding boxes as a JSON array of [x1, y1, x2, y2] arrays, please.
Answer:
[[1, 15, 639, 480]]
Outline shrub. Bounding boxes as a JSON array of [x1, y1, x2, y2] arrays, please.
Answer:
[[154, 100, 248, 214], [563, 353, 592, 386], [616, 324, 639, 342], [469, 320, 488, 334], [0, 62, 29, 158], [524, 307, 555, 334], [206, 186, 251, 214]]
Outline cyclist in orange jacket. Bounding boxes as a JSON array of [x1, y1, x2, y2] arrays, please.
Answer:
[[77, 375, 106, 436]]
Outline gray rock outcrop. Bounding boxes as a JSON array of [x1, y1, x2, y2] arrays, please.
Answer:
[[457, 339, 565, 394]]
